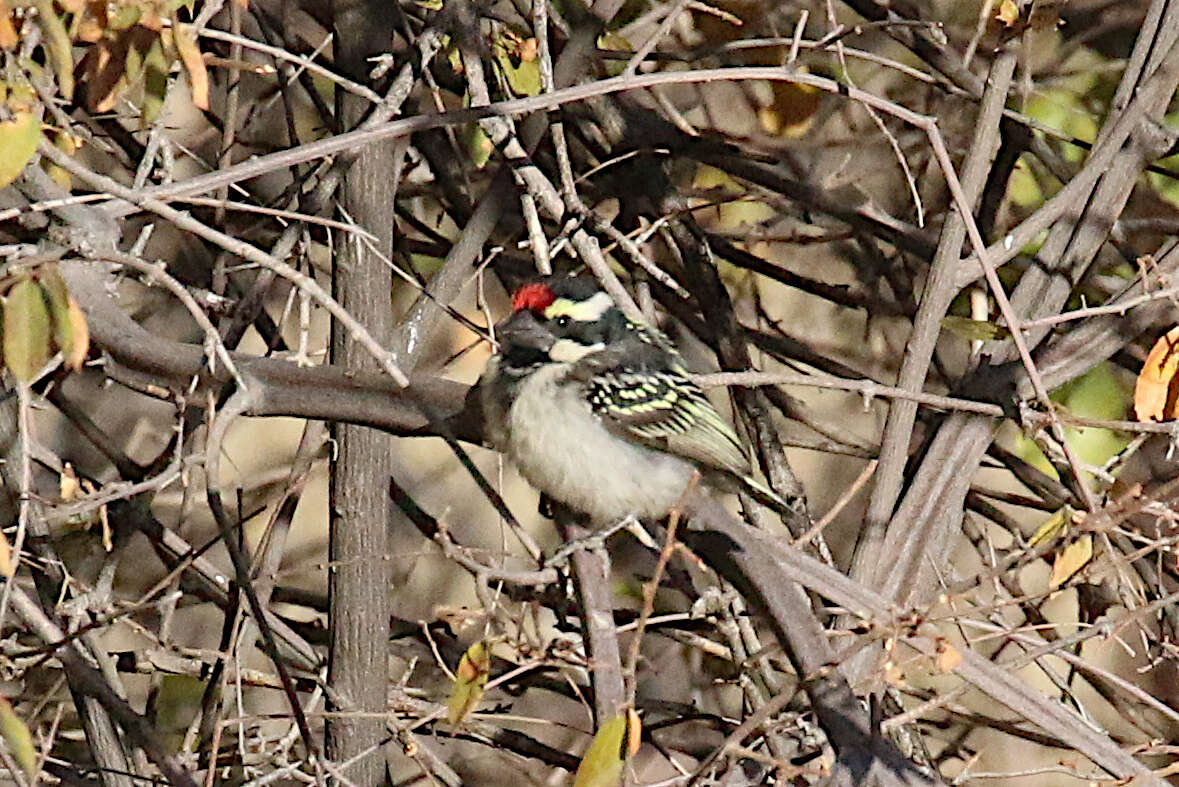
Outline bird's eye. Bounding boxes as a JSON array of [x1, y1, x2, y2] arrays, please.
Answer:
[[554, 315, 572, 328]]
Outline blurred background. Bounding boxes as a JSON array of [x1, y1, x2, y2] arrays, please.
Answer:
[[2, 0, 1179, 784]]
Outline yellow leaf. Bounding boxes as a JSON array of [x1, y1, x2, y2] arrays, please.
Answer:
[[597, 32, 631, 77], [45, 131, 78, 189], [573, 711, 641, 787], [1134, 326, 1179, 421], [0, 110, 42, 190], [1049, 534, 1093, 588], [173, 23, 209, 110], [3, 278, 52, 383], [996, 0, 1021, 26], [0, 697, 36, 780], [60, 462, 80, 501], [446, 642, 490, 725], [1028, 506, 1072, 548], [717, 198, 775, 230], [6, 83, 34, 113], [64, 297, 89, 371], [692, 163, 740, 193]]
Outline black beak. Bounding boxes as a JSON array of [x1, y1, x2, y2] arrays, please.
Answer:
[[496, 309, 553, 353]]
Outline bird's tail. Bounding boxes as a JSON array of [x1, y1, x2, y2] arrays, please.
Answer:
[[739, 474, 798, 518]]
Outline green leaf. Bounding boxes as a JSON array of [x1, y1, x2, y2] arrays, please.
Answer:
[[3, 278, 52, 382], [573, 712, 640, 787], [941, 315, 1011, 342], [466, 122, 493, 169], [0, 697, 36, 780], [154, 674, 205, 750], [446, 642, 490, 725], [1028, 506, 1072, 547], [110, 3, 142, 29], [0, 110, 42, 190], [33, 0, 74, 100], [37, 264, 72, 361], [1007, 158, 1044, 208], [1055, 362, 1131, 468], [172, 22, 208, 111], [142, 36, 170, 124], [493, 34, 541, 97]]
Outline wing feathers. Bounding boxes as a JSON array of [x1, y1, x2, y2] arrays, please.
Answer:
[[586, 368, 751, 476]]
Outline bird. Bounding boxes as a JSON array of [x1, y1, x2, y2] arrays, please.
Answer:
[[479, 274, 786, 524]]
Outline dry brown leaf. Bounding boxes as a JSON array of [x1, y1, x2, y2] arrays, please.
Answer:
[[172, 23, 209, 110], [935, 639, 963, 673], [84, 38, 127, 112], [625, 708, 642, 758], [1134, 326, 1179, 421], [0, 529, 11, 578], [760, 81, 823, 138], [0, 0, 18, 49], [100, 503, 112, 551]]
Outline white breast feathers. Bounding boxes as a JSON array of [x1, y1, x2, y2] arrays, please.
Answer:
[[505, 363, 696, 523]]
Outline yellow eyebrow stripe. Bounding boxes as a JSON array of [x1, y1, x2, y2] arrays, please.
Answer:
[[543, 291, 614, 322]]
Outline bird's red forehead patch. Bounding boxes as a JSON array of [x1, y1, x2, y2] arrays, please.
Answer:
[[512, 282, 556, 313]]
